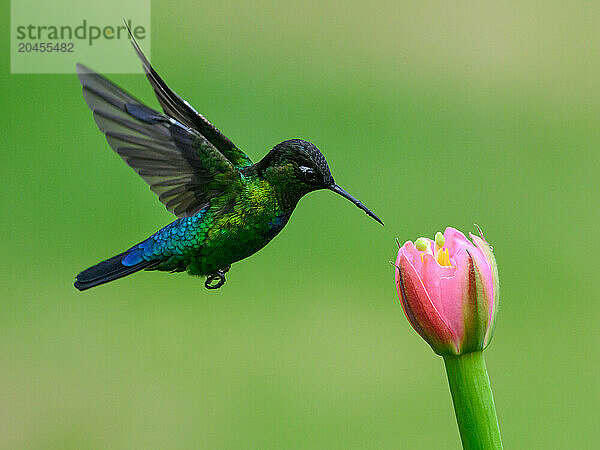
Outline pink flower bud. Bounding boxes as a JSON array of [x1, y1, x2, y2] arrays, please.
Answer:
[[394, 227, 499, 355]]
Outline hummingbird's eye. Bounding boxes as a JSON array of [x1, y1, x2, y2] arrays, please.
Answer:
[[300, 166, 317, 183]]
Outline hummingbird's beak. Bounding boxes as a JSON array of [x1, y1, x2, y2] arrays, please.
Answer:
[[329, 184, 384, 226]]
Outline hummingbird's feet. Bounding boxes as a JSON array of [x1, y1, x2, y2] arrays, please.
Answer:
[[205, 266, 230, 290]]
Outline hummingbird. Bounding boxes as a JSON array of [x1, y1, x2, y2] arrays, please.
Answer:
[[74, 32, 383, 291]]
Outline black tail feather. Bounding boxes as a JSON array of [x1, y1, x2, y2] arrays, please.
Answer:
[[74, 252, 157, 291]]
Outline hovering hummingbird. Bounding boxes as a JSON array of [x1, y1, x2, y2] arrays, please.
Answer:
[[74, 32, 383, 291]]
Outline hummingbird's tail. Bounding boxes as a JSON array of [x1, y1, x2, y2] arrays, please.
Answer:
[[74, 248, 158, 291]]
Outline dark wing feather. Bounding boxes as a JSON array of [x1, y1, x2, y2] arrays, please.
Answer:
[[77, 63, 240, 218], [124, 24, 253, 169]]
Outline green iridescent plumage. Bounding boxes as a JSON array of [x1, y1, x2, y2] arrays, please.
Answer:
[[126, 175, 290, 276], [74, 30, 382, 291]]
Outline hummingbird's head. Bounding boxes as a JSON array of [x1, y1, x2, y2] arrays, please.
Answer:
[[256, 139, 383, 225]]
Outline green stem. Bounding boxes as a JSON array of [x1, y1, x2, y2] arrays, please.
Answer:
[[443, 351, 503, 450]]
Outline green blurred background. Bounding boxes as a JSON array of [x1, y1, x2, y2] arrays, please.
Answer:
[[2, 1, 599, 448]]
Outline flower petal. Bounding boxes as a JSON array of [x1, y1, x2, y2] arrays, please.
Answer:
[[396, 239, 433, 274], [396, 250, 459, 354], [470, 234, 499, 347], [459, 249, 490, 353], [469, 234, 494, 298], [420, 254, 463, 339], [443, 227, 472, 259]]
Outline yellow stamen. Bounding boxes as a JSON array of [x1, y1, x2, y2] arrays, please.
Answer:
[[412, 232, 452, 266], [436, 248, 451, 266]]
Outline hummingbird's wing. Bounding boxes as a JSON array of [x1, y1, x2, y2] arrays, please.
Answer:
[[77, 63, 242, 218], [126, 28, 253, 169]]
